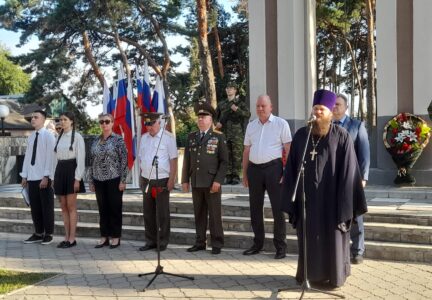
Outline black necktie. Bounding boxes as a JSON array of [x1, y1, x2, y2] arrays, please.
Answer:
[[31, 132, 39, 166], [200, 132, 205, 141], [336, 121, 343, 126]]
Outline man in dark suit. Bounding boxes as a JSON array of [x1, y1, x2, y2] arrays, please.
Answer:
[[333, 93, 370, 264], [181, 101, 228, 255]]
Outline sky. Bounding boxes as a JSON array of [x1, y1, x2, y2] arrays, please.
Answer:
[[0, 0, 238, 119]]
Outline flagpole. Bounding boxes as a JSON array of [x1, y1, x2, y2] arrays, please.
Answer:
[[126, 70, 139, 189], [135, 66, 143, 189]]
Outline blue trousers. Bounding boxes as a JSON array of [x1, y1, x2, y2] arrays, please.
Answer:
[[350, 215, 365, 256]]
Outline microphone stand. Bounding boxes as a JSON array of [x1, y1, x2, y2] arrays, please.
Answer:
[[138, 118, 194, 291], [277, 120, 344, 299]]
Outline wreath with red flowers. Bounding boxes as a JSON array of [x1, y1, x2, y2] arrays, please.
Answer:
[[383, 113, 431, 185]]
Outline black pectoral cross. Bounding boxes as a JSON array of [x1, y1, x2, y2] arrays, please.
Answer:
[[310, 148, 318, 161]]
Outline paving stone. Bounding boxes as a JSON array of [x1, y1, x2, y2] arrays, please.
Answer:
[[2, 232, 432, 300]]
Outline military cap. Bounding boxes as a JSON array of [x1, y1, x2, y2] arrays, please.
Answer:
[[141, 112, 162, 126], [226, 82, 238, 89], [195, 101, 216, 118]]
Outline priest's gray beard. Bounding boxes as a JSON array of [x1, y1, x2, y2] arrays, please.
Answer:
[[312, 114, 332, 137]]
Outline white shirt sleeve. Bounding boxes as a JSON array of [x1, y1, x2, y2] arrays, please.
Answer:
[[74, 133, 86, 180], [20, 134, 33, 179], [43, 132, 56, 179], [281, 119, 293, 144], [138, 135, 146, 167], [168, 136, 178, 159], [243, 122, 252, 146]]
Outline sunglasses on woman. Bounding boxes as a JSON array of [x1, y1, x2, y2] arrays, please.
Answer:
[[99, 120, 111, 125]]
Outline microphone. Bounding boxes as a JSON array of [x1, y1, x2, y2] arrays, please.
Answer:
[[307, 115, 316, 124]]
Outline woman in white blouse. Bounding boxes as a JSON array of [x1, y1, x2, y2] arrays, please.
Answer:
[[53, 112, 86, 248]]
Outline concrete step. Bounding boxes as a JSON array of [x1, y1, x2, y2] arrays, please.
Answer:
[[1, 217, 431, 263], [1, 207, 431, 246], [3, 194, 432, 226]]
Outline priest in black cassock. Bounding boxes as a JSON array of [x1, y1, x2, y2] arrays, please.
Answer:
[[281, 89, 367, 288]]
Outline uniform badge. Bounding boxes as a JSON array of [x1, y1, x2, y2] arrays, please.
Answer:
[[189, 140, 197, 152]]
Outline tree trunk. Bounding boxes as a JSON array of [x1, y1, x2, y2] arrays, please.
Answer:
[[366, 0, 377, 129], [137, 2, 171, 79], [344, 38, 364, 119], [112, 29, 131, 80], [323, 49, 328, 89], [359, 55, 366, 121], [196, 0, 217, 108], [81, 31, 105, 88], [213, 26, 224, 78]]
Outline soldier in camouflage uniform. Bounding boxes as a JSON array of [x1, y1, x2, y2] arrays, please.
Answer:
[[215, 82, 251, 184]]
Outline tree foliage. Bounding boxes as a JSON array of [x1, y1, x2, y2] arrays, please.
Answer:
[[316, 0, 376, 129], [0, 0, 249, 135], [0, 45, 30, 95], [0, 0, 187, 129]]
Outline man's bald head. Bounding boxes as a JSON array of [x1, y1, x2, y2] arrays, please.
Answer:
[[256, 95, 273, 122]]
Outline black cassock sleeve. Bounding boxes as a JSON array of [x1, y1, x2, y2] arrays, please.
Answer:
[[336, 129, 368, 225], [280, 128, 304, 228]]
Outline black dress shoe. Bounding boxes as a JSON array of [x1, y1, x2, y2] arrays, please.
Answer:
[[109, 240, 121, 249], [243, 246, 261, 255], [57, 241, 67, 248], [211, 247, 221, 254], [187, 245, 206, 252], [139, 244, 156, 251], [95, 239, 109, 248], [62, 241, 77, 248], [274, 249, 286, 259]]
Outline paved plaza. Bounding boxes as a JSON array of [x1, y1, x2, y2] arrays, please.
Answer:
[[0, 232, 431, 299]]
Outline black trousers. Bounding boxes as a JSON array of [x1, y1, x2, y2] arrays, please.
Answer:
[[191, 187, 224, 248], [247, 159, 287, 250], [28, 180, 54, 235], [94, 177, 123, 238], [142, 177, 170, 247]]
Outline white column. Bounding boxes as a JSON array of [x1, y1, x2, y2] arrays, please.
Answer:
[[413, 0, 432, 115], [277, 0, 316, 126], [248, 0, 267, 119], [376, 0, 398, 117]]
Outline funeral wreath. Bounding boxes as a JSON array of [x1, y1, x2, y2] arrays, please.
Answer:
[[383, 113, 431, 185]]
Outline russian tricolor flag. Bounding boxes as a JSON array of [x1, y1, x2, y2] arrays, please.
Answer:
[[137, 60, 153, 134], [152, 76, 167, 115], [114, 66, 136, 169], [103, 80, 115, 115]]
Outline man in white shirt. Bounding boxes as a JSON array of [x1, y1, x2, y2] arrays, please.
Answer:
[[138, 113, 178, 252], [242, 95, 292, 259], [20, 110, 56, 245]]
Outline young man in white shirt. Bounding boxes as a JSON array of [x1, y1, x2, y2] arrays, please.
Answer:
[[20, 110, 56, 245]]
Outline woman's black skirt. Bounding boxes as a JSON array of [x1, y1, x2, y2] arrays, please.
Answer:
[[54, 159, 85, 196]]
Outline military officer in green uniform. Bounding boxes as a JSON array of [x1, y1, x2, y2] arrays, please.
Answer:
[[182, 102, 228, 255], [215, 82, 251, 184]]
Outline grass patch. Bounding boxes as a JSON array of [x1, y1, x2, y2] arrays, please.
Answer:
[[0, 269, 56, 295]]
